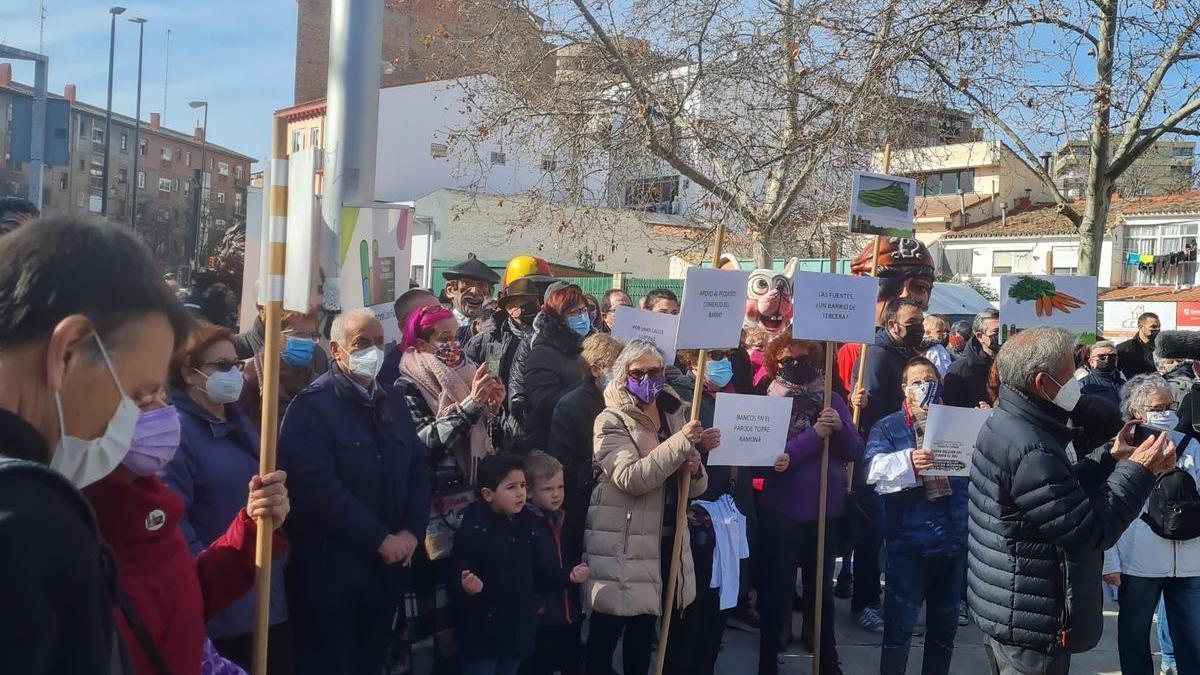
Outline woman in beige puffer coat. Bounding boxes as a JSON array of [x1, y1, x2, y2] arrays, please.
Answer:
[[582, 339, 718, 675]]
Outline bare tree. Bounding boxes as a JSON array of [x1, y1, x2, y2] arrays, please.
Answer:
[[430, 0, 930, 268], [887, 0, 1200, 275]]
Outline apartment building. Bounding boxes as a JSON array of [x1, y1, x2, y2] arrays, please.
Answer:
[[1053, 139, 1195, 198]]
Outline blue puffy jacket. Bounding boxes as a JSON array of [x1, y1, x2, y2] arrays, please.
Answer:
[[863, 409, 969, 557]]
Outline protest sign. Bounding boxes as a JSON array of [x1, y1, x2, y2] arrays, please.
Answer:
[[790, 271, 879, 344], [999, 274, 1098, 341], [707, 393, 794, 467], [848, 170, 917, 237], [921, 403, 991, 477], [611, 306, 679, 363], [676, 267, 751, 350]]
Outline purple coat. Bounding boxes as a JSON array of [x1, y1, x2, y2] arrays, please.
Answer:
[[758, 395, 862, 523]]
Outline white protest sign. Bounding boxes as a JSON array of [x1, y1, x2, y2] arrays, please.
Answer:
[[707, 393, 794, 467], [920, 403, 992, 477], [999, 274, 1098, 341], [611, 306, 679, 363], [791, 271, 879, 344], [676, 267, 751, 350]]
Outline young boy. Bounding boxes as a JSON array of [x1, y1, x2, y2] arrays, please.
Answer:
[[454, 454, 588, 675], [521, 451, 584, 675], [863, 357, 969, 675]]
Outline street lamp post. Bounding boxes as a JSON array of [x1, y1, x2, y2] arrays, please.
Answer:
[[129, 16, 146, 230], [189, 100, 209, 272], [100, 6, 126, 218]]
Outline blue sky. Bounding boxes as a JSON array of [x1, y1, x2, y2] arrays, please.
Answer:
[[0, 1, 298, 166]]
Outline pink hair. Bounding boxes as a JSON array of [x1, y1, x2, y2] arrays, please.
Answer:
[[399, 305, 454, 353]]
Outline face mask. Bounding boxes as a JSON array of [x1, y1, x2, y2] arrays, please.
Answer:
[[706, 358, 734, 389], [626, 373, 667, 404], [748, 349, 765, 368], [519, 302, 538, 325], [281, 337, 315, 368], [195, 367, 244, 404], [1093, 356, 1117, 374], [905, 380, 939, 409], [347, 345, 384, 381], [1144, 410, 1180, 432], [779, 360, 820, 387], [122, 406, 182, 476], [568, 313, 592, 337], [50, 332, 139, 488], [434, 340, 463, 368], [899, 326, 925, 351], [1045, 373, 1082, 413]]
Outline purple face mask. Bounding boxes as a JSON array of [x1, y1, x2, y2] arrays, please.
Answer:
[[626, 373, 667, 404], [122, 405, 182, 476]]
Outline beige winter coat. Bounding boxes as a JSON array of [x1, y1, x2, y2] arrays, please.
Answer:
[[582, 380, 708, 617]]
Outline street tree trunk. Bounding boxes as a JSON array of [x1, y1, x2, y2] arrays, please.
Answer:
[[1077, 0, 1116, 278]]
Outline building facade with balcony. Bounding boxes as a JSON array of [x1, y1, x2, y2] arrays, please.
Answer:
[[0, 63, 253, 277], [1052, 139, 1195, 199]]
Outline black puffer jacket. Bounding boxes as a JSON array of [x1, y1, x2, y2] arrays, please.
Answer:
[[968, 386, 1155, 653], [943, 338, 994, 409], [509, 312, 585, 453]]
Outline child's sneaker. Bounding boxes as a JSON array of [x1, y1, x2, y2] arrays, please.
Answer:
[[854, 607, 884, 633]]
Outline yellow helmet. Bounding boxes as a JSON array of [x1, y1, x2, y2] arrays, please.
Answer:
[[502, 255, 550, 287]]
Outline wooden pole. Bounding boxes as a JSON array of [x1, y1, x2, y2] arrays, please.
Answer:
[[812, 238, 839, 675], [251, 115, 289, 675], [653, 223, 725, 675]]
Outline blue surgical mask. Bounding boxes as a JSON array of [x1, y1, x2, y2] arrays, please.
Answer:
[[705, 358, 733, 389], [568, 313, 592, 337], [281, 337, 315, 368]]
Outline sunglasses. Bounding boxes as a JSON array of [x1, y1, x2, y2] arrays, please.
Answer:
[[628, 367, 665, 380], [202, 360, 244, 373]]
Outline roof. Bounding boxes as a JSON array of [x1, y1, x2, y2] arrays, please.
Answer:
[[914, 193, 994, 220], [1099, 285, 1200, 303], [941, 189, 1200, 239], [0, 80, 254, 161]]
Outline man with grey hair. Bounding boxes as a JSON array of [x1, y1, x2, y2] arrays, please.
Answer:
[[943, 308, 1000, 409], [1080, 340, 1125, 409], [279, 307, 431, 673], [1155, 352, 1195, 409], [969, 326, 1175, 674]]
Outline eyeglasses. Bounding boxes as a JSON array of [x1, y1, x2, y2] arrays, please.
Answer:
[[202, 360, 244, 373], [627, 367, 665, 380], [779, 356, 801, 367]]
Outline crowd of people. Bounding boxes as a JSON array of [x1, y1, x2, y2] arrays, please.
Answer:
[[0, 210, 1196, 675]]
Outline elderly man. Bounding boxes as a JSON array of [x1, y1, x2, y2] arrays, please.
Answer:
[[969, 326, 1174, 675], [1118, 312, 1161, 379], [279, 308, 430, 675], [443, 254, 501, 344], [1079, 340, 1125, 409], [943, 309, 1000, 409]]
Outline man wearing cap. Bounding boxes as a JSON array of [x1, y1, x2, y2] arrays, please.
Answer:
[[465, 277, 540, 388], [442, 254, 500, 344]]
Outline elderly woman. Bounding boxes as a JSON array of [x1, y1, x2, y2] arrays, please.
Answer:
[[583, 339, 719, 675], [1106, 375, 1200, 675], [756, 335, 863, 675], [238, 308, 323, 429]]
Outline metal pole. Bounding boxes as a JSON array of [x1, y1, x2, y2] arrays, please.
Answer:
[[101, 10, 118, 218], [251, 115, 289, 675], [191, 103, 208, 270], [130, 18, 145, 230], [28, 57, 47, 208]]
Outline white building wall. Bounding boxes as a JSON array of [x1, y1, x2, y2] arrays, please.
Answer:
[[940, 236, 1117, 294]]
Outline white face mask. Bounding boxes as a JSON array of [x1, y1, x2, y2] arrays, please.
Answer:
[[347, 346, 384, 381], [194, 367, 244, 404], [1046, 373, 1082, 413], [49, 332, 139, 488], [1144, 410, 1180, 432]]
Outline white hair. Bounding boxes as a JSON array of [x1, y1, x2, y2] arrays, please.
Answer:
[[611, 338, 665, 381], [330, 308, 377, 346], [1091, 340, 1116, 352], [1120, 374, 1172, 420], [996, 326, 1075, 392]]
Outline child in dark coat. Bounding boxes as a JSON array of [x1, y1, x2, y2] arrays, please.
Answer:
[[454, 454, 589, 675]]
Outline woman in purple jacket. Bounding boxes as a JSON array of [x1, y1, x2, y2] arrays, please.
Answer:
[[756, 337, 863, 675]]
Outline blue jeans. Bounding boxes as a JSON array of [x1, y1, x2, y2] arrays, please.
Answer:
[[462, 659, 521, 675], [880, 550, 965, 675], [1118, 575, 1200, 675], [1157, 596, 1175, 669]]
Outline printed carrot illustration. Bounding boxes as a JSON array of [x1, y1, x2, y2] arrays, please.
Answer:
[[1009, 276, 1084, 317]]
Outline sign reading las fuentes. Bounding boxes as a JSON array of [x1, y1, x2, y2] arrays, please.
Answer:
[[790, 271, 879, 344]]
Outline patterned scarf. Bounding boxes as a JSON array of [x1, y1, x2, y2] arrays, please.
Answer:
[[767, 369, 825, 435], [398, 348, 493, 483]]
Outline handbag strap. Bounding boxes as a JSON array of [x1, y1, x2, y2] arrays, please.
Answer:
[[118, 593, 173, 675]]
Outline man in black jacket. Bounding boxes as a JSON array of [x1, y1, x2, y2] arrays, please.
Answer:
[[943, 308, 999, 409], [0, 217, 192, 674], [969, 326, 1173, 674], [1078, 340, 1125, 409], [1117, 312, 1161, 379]]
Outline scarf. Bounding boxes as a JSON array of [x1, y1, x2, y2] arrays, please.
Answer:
[[767, 371, 824, 435], [904, 401, 951, 500], [398, 348, 493, 483]]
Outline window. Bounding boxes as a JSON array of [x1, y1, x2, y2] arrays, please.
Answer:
[[216, 191, 226, 205], [623, 175, 681, 213], [1174, 146, 1193, 158], [541, 158, 557, 172], [136, 171, 145, 189], [58, 173, 68, 190], [430, 143, 448, 158], [118, 168, 127, 184], [184, 151, 192, 167], [79, 119, 89, 139], [920, 169, 976, 196], [1050, 246, 1078, 275], [158, 177, 175, 192], [217, 162, 229, 176], [991, 250, 1033, 275], [78, 158, 86, 171], [139, 139, 147, 156], [160, 147, 172, 161], [209, 158, 214, 170], [76, 191, 85, 207], [292, 130, 301, 152], [235, 165, 244, 181], [489, 151, 506, 165], [411, 264, 425, 285], [235, 192, 244, 212], [92, 126, 105, 143], [310, 127, 319, 147], [120, 132, 128, 152], [183, 181, 190, 197]]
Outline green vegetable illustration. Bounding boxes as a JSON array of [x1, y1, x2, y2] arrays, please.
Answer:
[[1007, 276, 1084, 317], [858, 182, 909, 211]]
